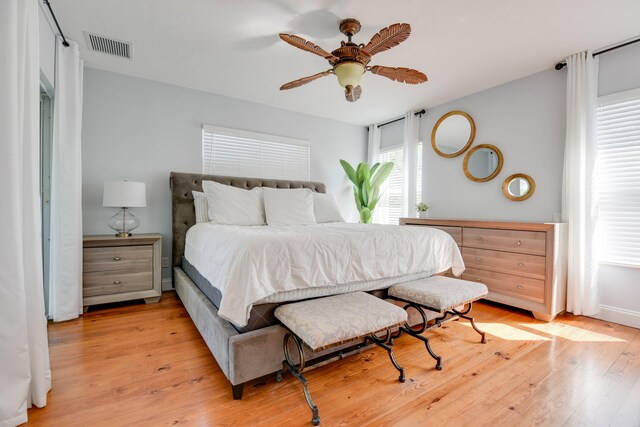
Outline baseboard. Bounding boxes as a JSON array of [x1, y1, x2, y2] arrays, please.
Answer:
[[593, 304, 640, 329], [162, 277, 174, 291]]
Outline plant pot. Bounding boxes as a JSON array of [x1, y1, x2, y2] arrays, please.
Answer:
[[418, 211, 428, 219]]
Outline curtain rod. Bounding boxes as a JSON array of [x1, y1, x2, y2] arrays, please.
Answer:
[[554, 36, 640, 70], [42, 0, 69, 47], [377, 109, 426, 128]]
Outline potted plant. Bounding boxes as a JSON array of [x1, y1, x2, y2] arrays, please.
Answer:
[[416, 202, 429, 218], [340, 159, 394, 224]]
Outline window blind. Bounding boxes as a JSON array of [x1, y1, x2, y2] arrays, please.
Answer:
[[202, 125, 310, 181], [376, 147, 404, 225], [596, 88, 640, 267]]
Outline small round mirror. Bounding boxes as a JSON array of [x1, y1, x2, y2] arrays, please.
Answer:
[[431, 111, 476, 158], [502, 173, 535, 201], [463, 144, 503, 182]]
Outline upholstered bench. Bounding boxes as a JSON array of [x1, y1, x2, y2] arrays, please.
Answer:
[[388, 276, 489, 370], [274, 291, 408, 426]]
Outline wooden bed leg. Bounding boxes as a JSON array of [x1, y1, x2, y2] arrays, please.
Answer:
[[231, 383, 244, 400]]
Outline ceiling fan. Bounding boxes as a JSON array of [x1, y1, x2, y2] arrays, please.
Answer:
[[279, 18, 427, 102]]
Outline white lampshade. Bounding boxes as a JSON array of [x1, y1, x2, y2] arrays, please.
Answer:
[[334, 62, 365, 87], [103, 181, 146, 207]]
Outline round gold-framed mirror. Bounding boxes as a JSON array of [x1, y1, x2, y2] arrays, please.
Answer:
[[463, 144, 503, 182], [431, 111, 476, 158], [502, 173, 535, 201]]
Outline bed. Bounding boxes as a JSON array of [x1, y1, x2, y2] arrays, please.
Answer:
[[170, 172, 464, 399]]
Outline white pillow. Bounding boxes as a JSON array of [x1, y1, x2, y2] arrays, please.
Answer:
[[202, 180, 265, 226], [263, 188, 316, 226], [312, 192, 345, 223], [192, 191, 210, 224]]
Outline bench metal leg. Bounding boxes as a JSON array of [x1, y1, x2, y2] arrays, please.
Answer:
[[397, 302, 443, 370], [365, 334, 405, 382], [453, 303, 487, 344], [399, 325, 443, 370], [283, 333, 320, 426]]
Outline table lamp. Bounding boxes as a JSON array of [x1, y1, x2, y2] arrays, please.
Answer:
[[103, 181, 146, 237]]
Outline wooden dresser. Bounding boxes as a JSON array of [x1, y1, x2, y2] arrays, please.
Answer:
[[83, 234, 162, 309], [400, 219, 567, 321]]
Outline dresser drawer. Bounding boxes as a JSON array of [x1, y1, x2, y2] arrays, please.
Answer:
[[462, 267, 544, 304], [463, 227, 546, 256], [462, 247, 546, 280], [83, 271, 153, 297], [83, 246, 152, 273], [428, 226, 462, 246]]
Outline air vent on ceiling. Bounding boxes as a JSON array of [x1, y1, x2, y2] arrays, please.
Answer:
[[84, 32, 132, 59]]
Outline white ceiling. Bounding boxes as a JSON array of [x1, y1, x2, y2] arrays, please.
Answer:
[[53, 0, 640, 126]]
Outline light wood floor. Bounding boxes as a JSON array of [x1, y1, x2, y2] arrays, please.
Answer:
[[27, 292, 640, 427]]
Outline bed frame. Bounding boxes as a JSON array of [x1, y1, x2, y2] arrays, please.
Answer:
[[170, 172, 434, 399], [170, 172, 362, 399]]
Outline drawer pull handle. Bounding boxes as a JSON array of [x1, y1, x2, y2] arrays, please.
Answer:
[[113, 280, 122, 285], [113, 257, 121, 261], [475, 256, 481, 261], [517, 262, 525, 268], [476, 277, 482, 281], [516, 285, 524, 290], [516, 240, 522, 246]]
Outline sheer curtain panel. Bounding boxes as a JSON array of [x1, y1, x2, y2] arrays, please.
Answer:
[[561, 51, 600, 316], [48, 37, 84, 321], [367, 124, 381, 165], [403, 111, 420, 216], [0, 0, 52, 424]]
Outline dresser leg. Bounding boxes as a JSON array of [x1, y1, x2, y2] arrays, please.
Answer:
[[144, 297, 161, 304], [532, 311, 555, 322]]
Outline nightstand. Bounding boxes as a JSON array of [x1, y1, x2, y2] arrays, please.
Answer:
[[83, 234, 162, 310]]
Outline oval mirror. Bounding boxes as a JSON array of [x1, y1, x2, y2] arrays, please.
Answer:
[[502, 173, 535, 201], [463, 144, 504, 182], [431, 111, 476, 158]]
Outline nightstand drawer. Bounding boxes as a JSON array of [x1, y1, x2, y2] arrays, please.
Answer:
[[462, 247, 546, 280], [83, 271, 153, 297], [462, 268, 544, 304], [83, 246, 152, 273], [463, 227, 546, 256]]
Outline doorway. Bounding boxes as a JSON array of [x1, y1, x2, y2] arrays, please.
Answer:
[[40, 89, 52, 316]]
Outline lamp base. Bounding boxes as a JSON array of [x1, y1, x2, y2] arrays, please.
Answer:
[[107, 207, 140, 237]]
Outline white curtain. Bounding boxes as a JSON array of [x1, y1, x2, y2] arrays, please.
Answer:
[[0, 0, 52, 424], [562, 50, 600, 316], [402, 111, 420, 217], [49, 37, 84, 321], [367, 124, 381, 165]]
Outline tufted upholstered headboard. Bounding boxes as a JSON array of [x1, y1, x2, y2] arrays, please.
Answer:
[[170, 172, 327, 267]]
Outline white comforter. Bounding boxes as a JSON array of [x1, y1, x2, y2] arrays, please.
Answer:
[[184, 222, 464, 326]]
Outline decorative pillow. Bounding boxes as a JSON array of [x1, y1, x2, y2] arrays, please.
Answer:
[[312, 192, 345, 223], [202, 180, 265, 226], [263, 188, 316, 226], [192, 191, 210, 224]]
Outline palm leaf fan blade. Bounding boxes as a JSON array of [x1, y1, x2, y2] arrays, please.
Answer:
[[362, 23, 411, 56], [370, 66, 427, 84]]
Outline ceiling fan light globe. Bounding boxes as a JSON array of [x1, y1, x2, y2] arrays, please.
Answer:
[[334, 62, 365, 88]]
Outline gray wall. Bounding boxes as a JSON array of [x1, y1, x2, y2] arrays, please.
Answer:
[[418, 43, 640, 327], [595, 42, 640, 328], [81, 68, 367, 282], [420, 69, 566, 222]]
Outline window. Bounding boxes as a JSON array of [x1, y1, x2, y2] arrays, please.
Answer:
[[376, 147, 404, 225], [596, 88, 640, 266], [373, 119, 423, 225], [202, 125, 310, 181]]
